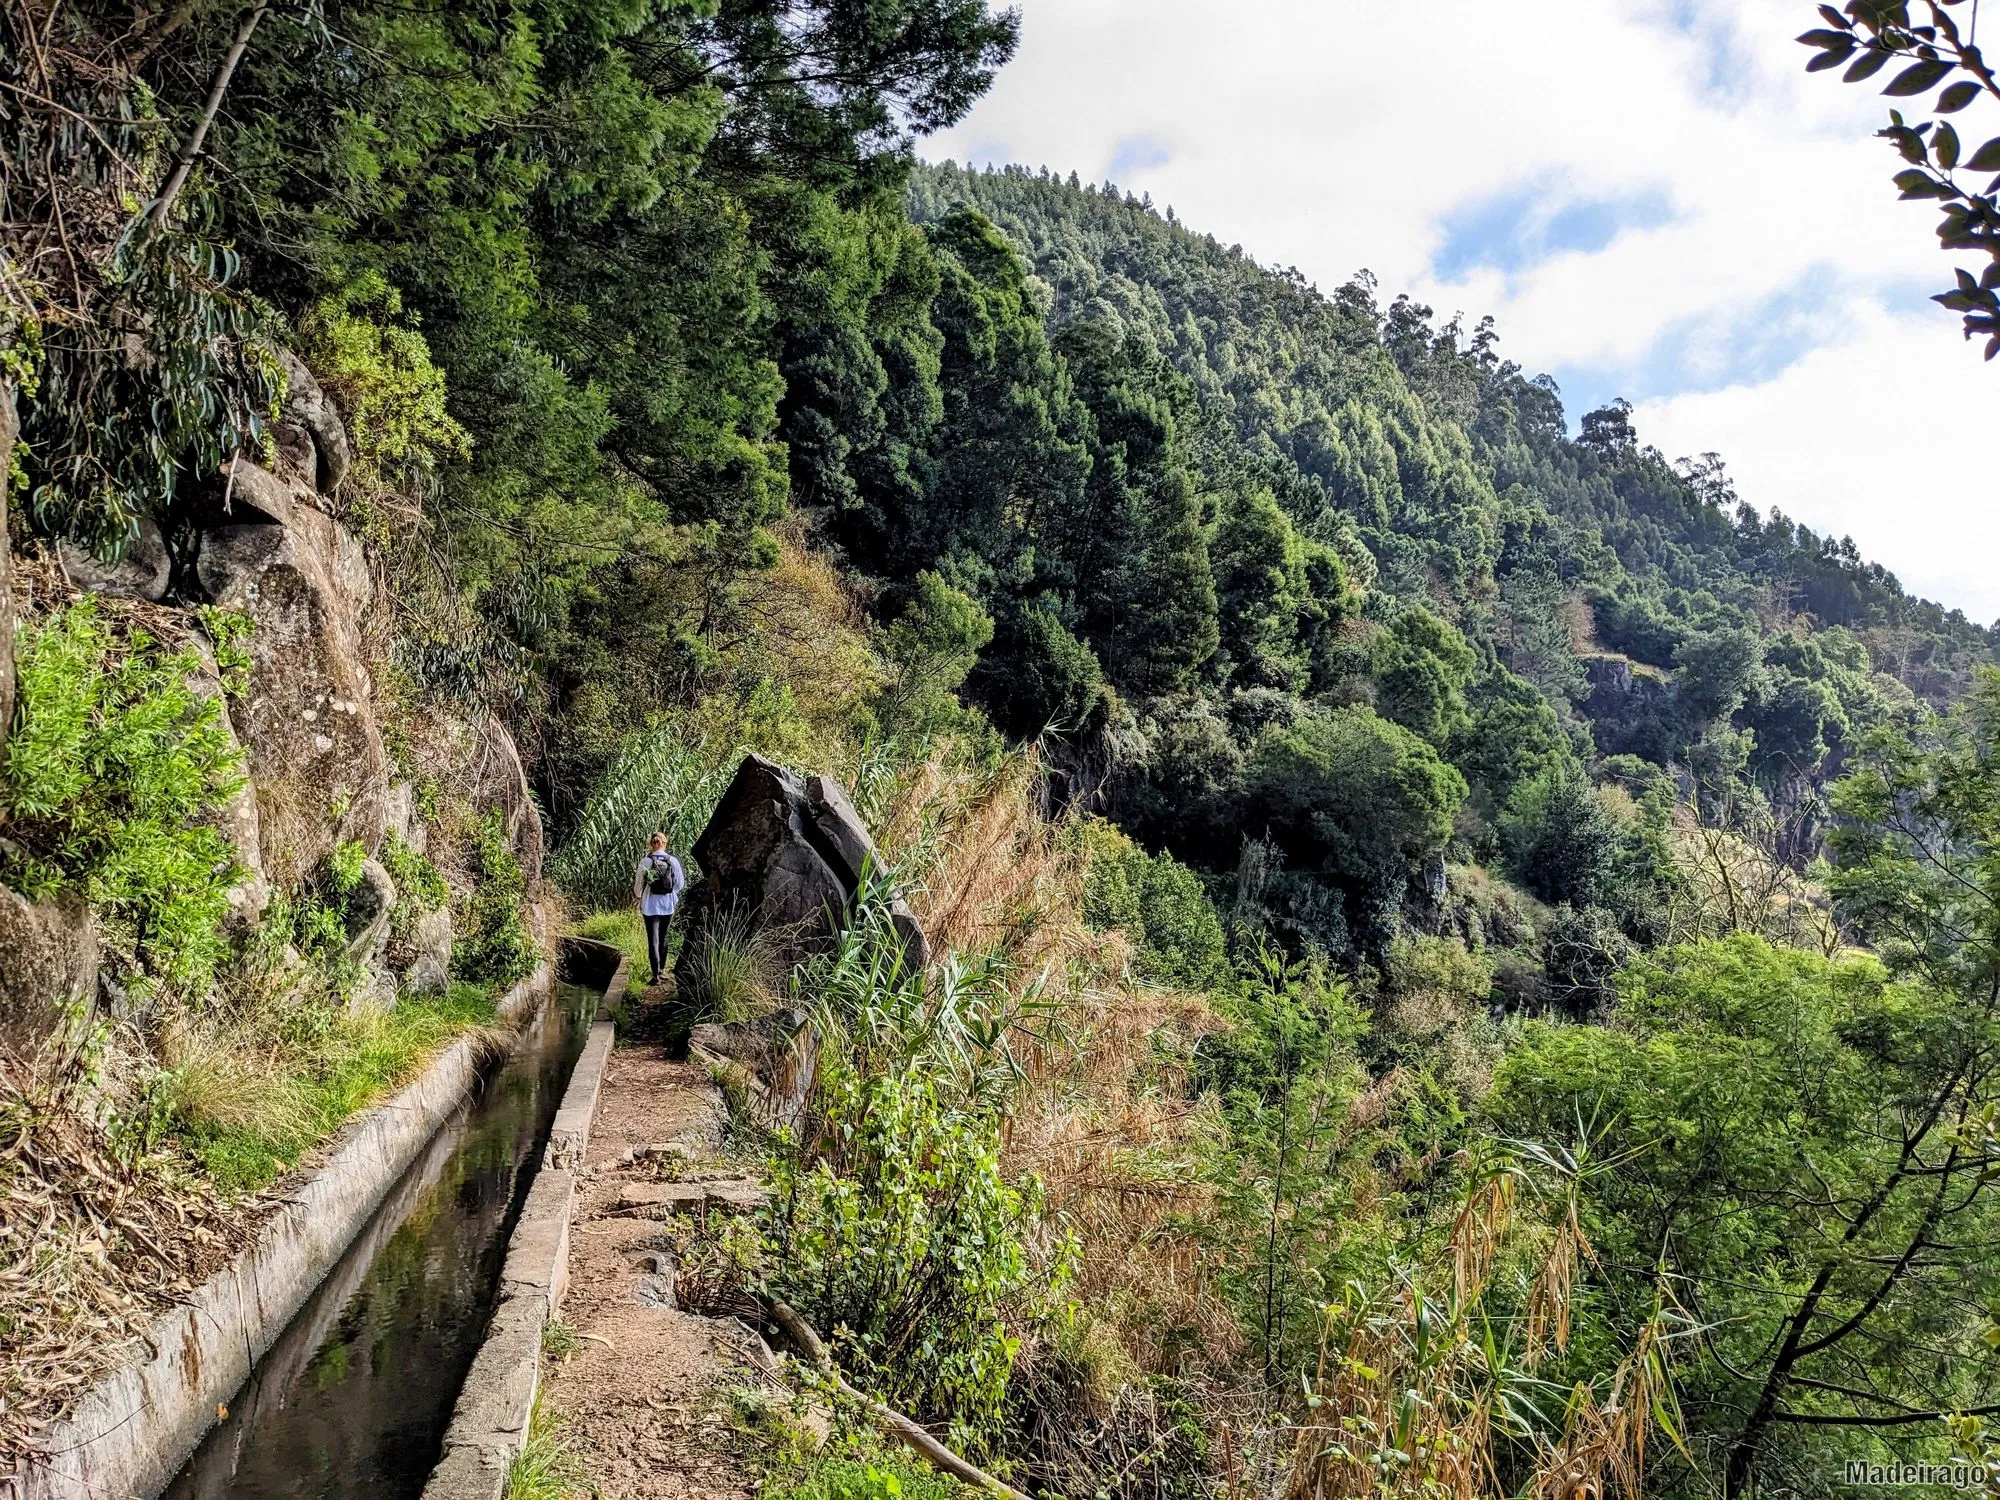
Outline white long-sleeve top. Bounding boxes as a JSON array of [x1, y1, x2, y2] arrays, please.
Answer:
[[634, 852, 685, 917]]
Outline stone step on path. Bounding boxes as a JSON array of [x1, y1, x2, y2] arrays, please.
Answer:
[[539, 1042, 778, 1500]]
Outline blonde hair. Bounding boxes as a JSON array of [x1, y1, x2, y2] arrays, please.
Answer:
[[649, 831, 668, 850]]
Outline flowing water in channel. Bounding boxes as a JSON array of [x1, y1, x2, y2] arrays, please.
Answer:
[[162, 979, 599, 1500]]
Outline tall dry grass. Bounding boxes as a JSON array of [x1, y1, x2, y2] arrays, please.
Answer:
[[872, 748, 1237, 1379], [850, 745, 1693, 1497], [1284, 1148, 1690, 1500]]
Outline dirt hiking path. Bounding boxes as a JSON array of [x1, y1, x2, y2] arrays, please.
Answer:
[[542, 1039, 775, 1499]]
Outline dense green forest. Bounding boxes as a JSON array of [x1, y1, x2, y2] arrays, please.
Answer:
[[880, 161, 1998, 972], [5, 1, 2000, 1495]]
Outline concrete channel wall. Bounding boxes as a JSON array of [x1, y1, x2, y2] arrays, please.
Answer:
[[421, 938, 626, 1500], [6, 967, 554, 1500]]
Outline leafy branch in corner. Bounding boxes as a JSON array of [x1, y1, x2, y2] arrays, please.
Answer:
[[1799, 0, 2000, 354]]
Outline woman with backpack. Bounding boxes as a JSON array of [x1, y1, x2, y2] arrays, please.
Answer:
[[633, 832, 686, 986]]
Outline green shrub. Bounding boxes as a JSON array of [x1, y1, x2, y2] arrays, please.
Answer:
[[503, 1396, 584, 1500], [766, 1055, 1047, 1451], [298, 272, 469, 477], [0, 601, 244, 992], [680, 902, 779, 1020], [255, 838, 382, 1003], [196, 605, 255, 695], [765, 901, 1070, 1453], [453, 811, 538, 987], [875, 569, 994, 744], [762, 1448, 963, 1500], [380, 831, 447, 939], [1079, 820, 1228, 990]]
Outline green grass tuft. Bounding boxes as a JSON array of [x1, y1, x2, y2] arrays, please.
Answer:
[[176, 981, 499, 1194], [680, 903, 779, 1022], [572, 909, 651, 1001], [504, 1396, 585, 1500]]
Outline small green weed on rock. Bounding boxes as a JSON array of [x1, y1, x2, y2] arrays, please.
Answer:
[[454, 811, 539, 987]]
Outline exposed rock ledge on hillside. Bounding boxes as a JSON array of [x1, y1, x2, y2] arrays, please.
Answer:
[[0, 357, 545, 1080]]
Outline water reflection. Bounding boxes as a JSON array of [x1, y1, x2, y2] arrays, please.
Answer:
[[162, 982, 595, 1500]]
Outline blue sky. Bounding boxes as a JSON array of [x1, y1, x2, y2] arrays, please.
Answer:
[[1430, 185, 1678, 283], [930, 0, 2000, 622]]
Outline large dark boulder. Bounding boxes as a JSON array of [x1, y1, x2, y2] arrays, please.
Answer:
[[183, 642, 271, 927], [681, 754, 930, 972]]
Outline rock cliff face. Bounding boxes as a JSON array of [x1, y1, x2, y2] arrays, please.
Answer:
[[198, 459, 391, 886], [0, 888, 96, 1078], [1580, 652, 1678, 760], [2, 355, 544, 1052]]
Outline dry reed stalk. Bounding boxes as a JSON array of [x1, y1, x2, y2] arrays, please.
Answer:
[[1452, 1169, 1517, 1307], [1528, 1315, 1675, 1500], [1286, 1143, 1682, 1500], [1524, 1195, 1596, 1365], [873, 748, 1238, 1377]]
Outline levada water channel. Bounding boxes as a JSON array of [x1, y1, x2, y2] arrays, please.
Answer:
[[162, 976, 602, 1500]]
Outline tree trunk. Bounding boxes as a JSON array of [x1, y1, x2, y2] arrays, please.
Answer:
[[0, 377, 15, 759]]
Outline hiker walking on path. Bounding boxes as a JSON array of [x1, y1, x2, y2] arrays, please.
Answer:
[[634, 832, 686, 986]]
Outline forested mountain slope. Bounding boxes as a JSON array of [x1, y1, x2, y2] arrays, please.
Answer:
[[786, 159, 1995, 966], [912, 161, 1996, 695], [7, 6, 2000, 1493]]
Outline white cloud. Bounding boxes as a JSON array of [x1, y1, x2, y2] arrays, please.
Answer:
[[930, 0, 2000, 620], [1637, 302, 2000, 625]]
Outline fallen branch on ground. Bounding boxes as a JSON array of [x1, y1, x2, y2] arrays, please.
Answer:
[[762, 1297, 1032, 1500]]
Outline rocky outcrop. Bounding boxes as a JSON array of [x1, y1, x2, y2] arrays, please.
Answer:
[[469, 711, 544, 880], [57, 517, 171, 603], [4, 351, 544, 1044], [385, 780, 426, 853], [30, 361, 387, 907], [682, 754, 929, 972], [414, 712, 545, 882], [688, 1007, 816, 1128], [197, 462, 390, 887], [276, 347, 353, 495], [0, 889, 97, 1080], [1580, 652, 1677, 760], [184, 643, 272, 926], [341, 858, 397, 972], [403, 907, 454, 996]]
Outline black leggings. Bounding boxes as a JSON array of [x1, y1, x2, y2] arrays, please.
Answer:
[[644, 913, 673, 981]]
